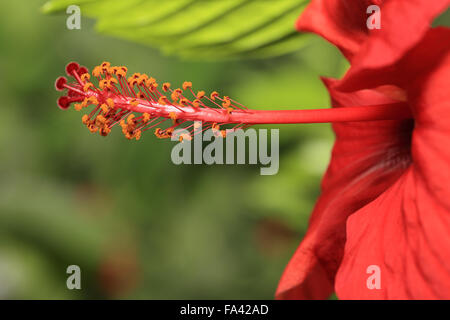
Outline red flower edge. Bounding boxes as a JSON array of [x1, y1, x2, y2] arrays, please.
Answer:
[[277, 0, 450, 299]]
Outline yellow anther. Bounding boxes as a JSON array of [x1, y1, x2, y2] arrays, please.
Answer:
[[137, 92, 146, 99], [100, 103, 109, 113], [99, 79, 109, 89], [211, 123, 220, 132], [144, 77, 157, 89], [179, 133, 192, 142], [210, 91, 219, 100], [222, 97, 231, 108], [166, 127, 174, 137], [226, 107, 234, 114], [81, 114, 89, 124], [169, 112, 177, 123], [142, 113, 151, 123], [88, 96, 98, 105], [120, 120, 126, 131], [110, 66, 120, 75], [140, 74, 149, 83], [74, 103, 83, 111], [182, 81, 192, 90], [197, 91, 205, 99], [99, 126, 111, 137], [109, 78, 118, 85], [116, 66, 127, 77], [129, 98, 139, 107], [145, 77, 156, 87], [154, 128, 164, 138], [100, 62, 110, 75], [150, 82, 158, 91], [81, 97, 89, 108], [192, 99, 201, 108], [134, 130, 142, 141], [179, 98, 189, 106], [137, 75, 148, 85], [88, 123, 98, 133], [128, 77, 138, 87], [155, 128, 171, 139], [92, 66, 102, 77], [163, 83, 171, 92], [95, 115, 107, 126], [106, 98, 114, 107], [171, 90, 180, 101], [81, 73, 91, 81], [127, 114, 135, 124], [158, 96, 169, 105], [83, 82, 94, 92]]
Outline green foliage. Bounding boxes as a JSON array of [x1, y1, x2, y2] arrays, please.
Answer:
[[0, 0, 347, 299], [433, 7, 450, 27], [42, 0, 311, 60]]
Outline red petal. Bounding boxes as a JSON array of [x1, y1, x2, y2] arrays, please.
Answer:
[[337, 1, 450, 91], [283, 0, 449, 300], [296, 0, 384, 60], [297, 0, 448, 64], [276, 79, 412, 299], [335, 32, 450, 299]]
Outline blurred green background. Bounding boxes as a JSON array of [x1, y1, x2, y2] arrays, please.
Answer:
[[0, 0, 349, 299]]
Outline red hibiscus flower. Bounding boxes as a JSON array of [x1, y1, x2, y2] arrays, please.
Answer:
[[276, 0, 450, 299]]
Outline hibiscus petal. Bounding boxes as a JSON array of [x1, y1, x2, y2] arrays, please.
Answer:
[[297, 0, 448, 64], [276, 79, 413, 299], [282, 0, 450, 300], [296, 0, 381, 60], [337, 0, 450, 92], [336, 34, 450, 299]]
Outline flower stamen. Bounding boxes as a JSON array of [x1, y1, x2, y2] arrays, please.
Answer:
[[55, 62, 413, 141]]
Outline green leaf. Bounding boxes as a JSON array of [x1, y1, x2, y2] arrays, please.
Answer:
[[42, 0, 311, 60]]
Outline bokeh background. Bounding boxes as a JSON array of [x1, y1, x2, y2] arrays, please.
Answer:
[[0, 0, 351, 299]]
